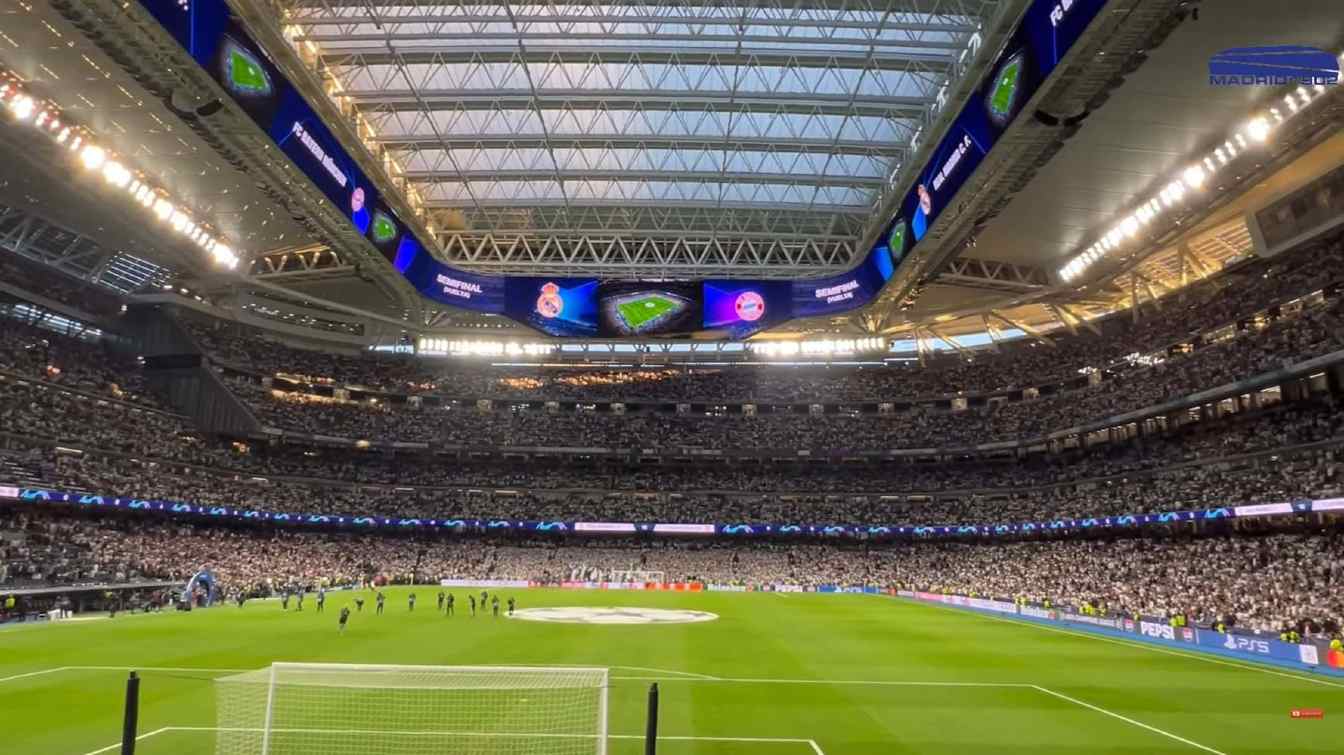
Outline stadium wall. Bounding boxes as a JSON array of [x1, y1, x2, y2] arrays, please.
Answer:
[[896, 590, 1344, 679]]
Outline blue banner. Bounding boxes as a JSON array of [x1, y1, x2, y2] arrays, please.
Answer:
[[872, 0, 1109, 257], [790, 245, 895, 318]]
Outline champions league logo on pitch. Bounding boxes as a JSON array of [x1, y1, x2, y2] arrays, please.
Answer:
[[512, 607, 719, 625]]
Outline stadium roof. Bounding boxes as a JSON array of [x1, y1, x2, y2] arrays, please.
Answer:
[[0, 0, 1340, 349], [252, 0, 1002, 278]]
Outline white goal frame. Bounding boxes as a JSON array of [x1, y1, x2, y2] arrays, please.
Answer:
[[608, 570, 665, 584], [218, 662, 609, 755]]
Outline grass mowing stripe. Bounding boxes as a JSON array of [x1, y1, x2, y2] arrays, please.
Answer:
[[894, 596, 1344, 689], [1033, 686, 1228, 755]]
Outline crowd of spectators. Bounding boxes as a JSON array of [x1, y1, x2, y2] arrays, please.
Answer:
[[4, 508, 1341, 637], [13, 394, 1340, 527], [0, 376, 197, 458], [181, 230, 1344, 404], [232, 295, 1344, 449], [0, 320, 165, 409]]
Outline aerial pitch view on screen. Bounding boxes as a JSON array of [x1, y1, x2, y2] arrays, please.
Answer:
[[597, 282, 701, 336], [5, 0, 1344, 753]]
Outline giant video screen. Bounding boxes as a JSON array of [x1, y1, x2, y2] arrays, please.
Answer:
[[505, 278, 600, 337], [702, 280, 792, 337], [136, 0, 1109, 339], [598, 282, 702, 337]]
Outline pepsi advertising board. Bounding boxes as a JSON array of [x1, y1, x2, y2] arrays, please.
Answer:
[[504, 278, 600, 337]]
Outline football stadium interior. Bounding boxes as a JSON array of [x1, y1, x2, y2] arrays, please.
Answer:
[[2, 0, 1344, 752]]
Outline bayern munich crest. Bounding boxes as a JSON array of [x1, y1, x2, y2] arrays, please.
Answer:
[[734, 291, 766, 322]]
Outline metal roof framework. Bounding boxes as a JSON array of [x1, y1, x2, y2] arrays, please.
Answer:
[[271, 0, 997, 277]]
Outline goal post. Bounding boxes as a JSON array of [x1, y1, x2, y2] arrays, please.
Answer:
[[608, 570, 665, 584], [215, 663, 609, 755]]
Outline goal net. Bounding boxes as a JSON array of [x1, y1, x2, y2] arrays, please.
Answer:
[[214, 663, 608, 755], [608, 570, 665, 584]]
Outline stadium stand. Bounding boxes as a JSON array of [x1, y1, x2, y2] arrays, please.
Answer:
[[4, 227, 1344, 650]]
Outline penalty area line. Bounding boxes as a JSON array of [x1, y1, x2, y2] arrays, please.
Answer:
[[80, 727, 171, 755], [107, 726, 819, 750], [1033, 685, 1226, 755], [0, 666, 70, 683]]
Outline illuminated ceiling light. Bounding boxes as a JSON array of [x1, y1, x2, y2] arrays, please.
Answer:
[[34, 110, 48, 128], [102, 161, 131, 188], [1245, 117, 1270, 142], [9, 95, 34, 121], [1122, 216, 1140, 238], [55, 126, 70, 144], [1284, 93, 1300, 113], [79, 144, 106, 171], [153, 198, 174, 221], [1182, 164, 1206, 189]]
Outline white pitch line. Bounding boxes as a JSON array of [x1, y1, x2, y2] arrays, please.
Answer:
[[0, 666, 254, 685], [3, 665, 1030, 690], [158, 726, 813, 745], [66, 665, 254, 674], [808, 739, 826, 755], [612, 665, 720, 680], [0, 666, 70, 683], [80, 727, 170, 755], [617, 676, 1031, 688], [1033, 685, 1227, 755], [899, 596, 1344, 689]]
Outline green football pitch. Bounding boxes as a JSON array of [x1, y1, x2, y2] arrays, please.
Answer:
[[3, 588, 1341, 754], [616, 296, 678, 330], [989, 56, 1022, 117]]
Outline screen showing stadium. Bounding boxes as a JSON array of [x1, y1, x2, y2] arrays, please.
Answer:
[[598, 282, 703, 337], [702, 281, 792, 337], [505, 278, 599, 337]]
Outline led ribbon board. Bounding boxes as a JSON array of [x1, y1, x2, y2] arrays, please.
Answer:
[[875, 0, 1109, 255], [134, 0, 1106, 337]]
